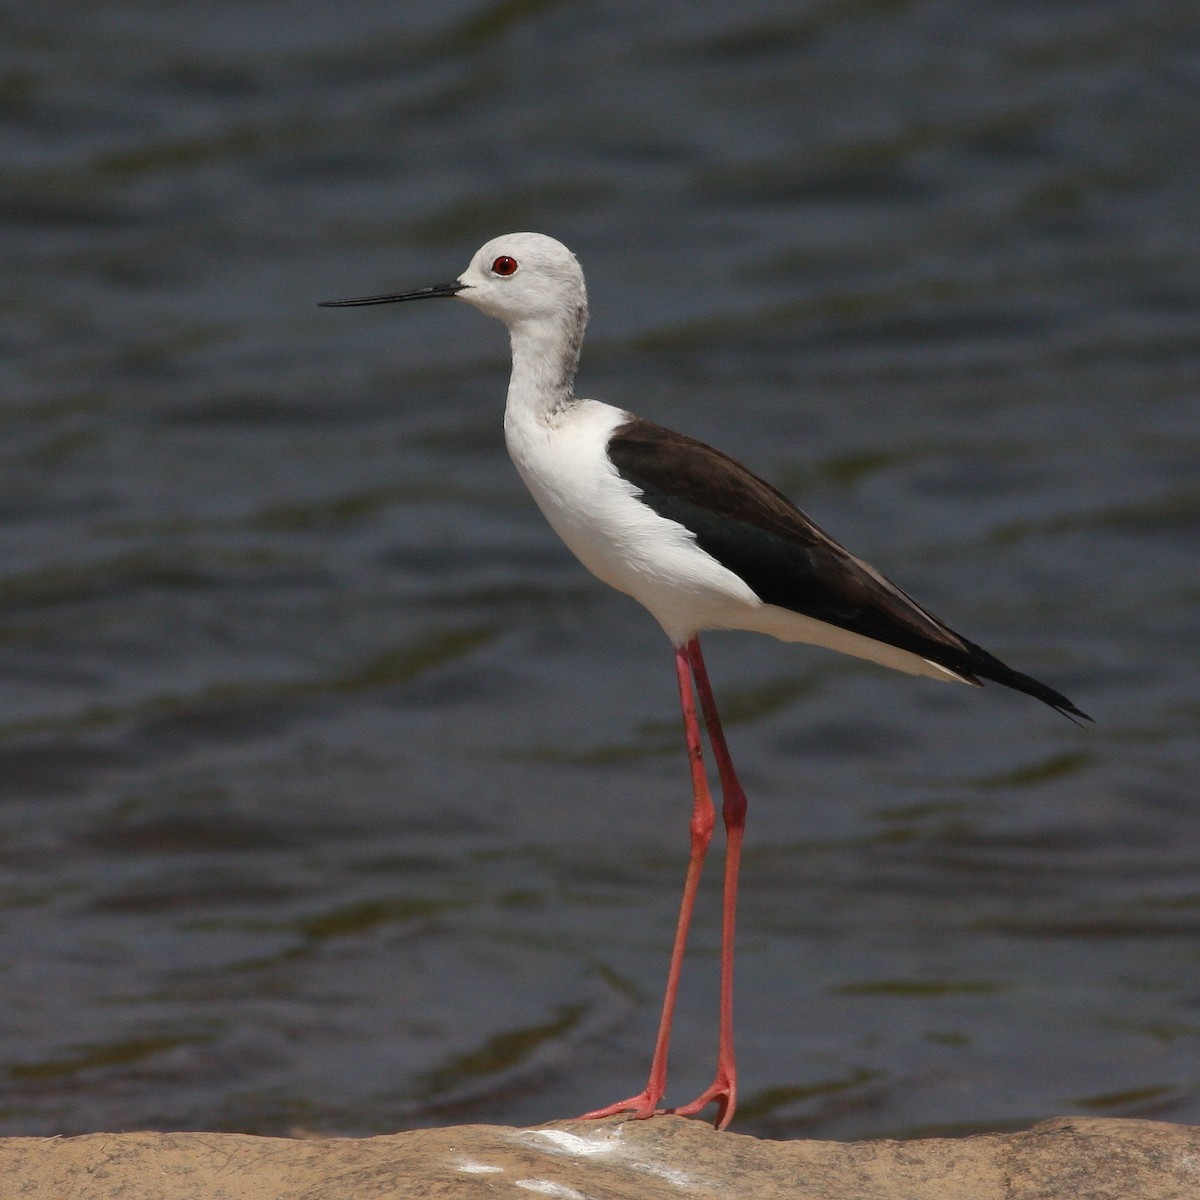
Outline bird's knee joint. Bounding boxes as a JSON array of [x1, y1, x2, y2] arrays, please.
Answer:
[[690, 810, 715, 845]]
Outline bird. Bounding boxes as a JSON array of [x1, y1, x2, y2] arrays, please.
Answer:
[[320, 232, 1089, 1131]]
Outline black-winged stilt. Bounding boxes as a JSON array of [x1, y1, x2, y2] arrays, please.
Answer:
[[321, 232, 1089, 1130]]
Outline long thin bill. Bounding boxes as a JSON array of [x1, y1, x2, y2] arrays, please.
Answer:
[[318, 281, 465, 307]]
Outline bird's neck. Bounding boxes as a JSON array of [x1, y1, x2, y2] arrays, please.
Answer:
[[503, 304, 587, 428]]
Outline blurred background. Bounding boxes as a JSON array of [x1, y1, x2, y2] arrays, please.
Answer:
[[1, 0, 1197, 1139]]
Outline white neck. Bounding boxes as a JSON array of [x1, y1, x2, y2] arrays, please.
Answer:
[[503, 303, 587, 429]]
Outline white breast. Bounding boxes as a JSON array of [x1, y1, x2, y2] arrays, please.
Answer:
[[503, 399, 763, 644]]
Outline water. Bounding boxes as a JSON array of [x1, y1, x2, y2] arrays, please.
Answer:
[[1, 0, 1197, 1139]]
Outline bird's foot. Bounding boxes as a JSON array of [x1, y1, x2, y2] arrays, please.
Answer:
[[666, 1074, 736, 1130], [577, 1089, 666, 1122]]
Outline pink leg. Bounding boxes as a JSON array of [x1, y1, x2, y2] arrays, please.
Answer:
[[667, 637, 746, 1130], [578, 642, 716, 1122]]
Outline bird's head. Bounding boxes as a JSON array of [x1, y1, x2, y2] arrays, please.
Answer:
[[457, 233, 587, 327], [319, 232, 588, 332]]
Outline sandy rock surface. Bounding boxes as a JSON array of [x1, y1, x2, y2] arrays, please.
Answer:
[[1, 1115, 1197, 1199]]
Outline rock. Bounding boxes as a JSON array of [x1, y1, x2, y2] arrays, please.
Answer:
[[1, 1115, 1197, 1199]]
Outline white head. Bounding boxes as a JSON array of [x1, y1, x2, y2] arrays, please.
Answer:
[[456, 233, 587, 326], [319, 232, 588, 332]]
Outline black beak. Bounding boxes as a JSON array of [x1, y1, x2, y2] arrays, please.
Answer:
[[318, 280, 466, 308]]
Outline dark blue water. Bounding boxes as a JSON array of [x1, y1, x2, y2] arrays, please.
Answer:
[[1, 0, 1197, 1139]]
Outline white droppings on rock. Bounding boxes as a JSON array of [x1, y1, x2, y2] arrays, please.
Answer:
[[514, 1178, 593, 1199], [521, 1127, 622, 1157], [453, 1155, 504, 1174], [630, 1159, 698, 1190], [518, 1124, 698, 1191]]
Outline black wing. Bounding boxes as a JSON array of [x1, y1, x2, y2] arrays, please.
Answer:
[[608, 418, 1089, 721]]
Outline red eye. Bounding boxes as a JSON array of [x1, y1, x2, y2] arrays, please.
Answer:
[[491, 255, 518, 276]]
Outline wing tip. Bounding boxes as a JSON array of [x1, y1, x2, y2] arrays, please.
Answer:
[[933, 638, 1092, 725], [1051, 697, 1094, 727], [979, 661, 1092, 725]]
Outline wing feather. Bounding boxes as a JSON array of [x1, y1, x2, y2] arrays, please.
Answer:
[[607, 418, 1089, 720]]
